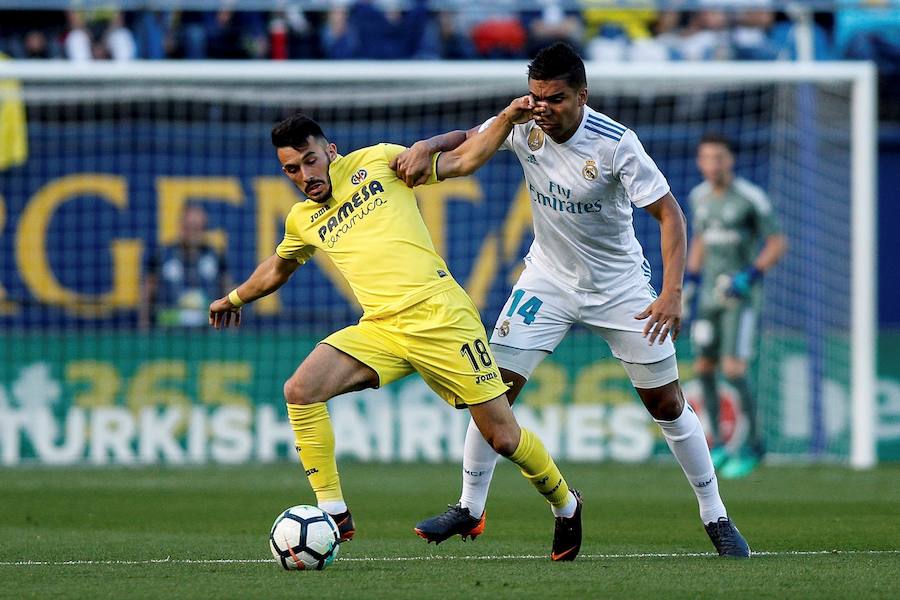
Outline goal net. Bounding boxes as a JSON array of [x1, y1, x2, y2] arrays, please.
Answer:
[[0, 61, 875, 467]]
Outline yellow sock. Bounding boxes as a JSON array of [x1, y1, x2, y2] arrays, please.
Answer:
[[286, 402, 344, 505], [508, 428, 571, 508]]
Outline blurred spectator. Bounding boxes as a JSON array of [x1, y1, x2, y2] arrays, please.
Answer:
[[732, 10, 780, 60], [321, 7, 356, 59], [140, 205, 231, 330], [523, 1, 584, 57], [281, 7, 324, 59], [106, 12, 137, 61], [453, 2, 527, 59], [130, 11, 169, 60], [0, 10, 65, 59], [64, 10, 136, 62], [171, 10, 267, 59], [418, 11, 477, 59], [64, 11, 93, 61], [177, 11, 210, 59], [322, 0, 431, 60], [675, 10, 735, 61], [22, 30, 51, 59], [208, 10, 268, 59]]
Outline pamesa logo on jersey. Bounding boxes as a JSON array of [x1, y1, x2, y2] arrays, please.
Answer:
[[350, 169, 367, 185], [318, 179, 386, 245]]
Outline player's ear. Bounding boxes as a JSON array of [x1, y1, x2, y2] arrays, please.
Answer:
[[578, 87, 588, 106], [325, 142, 338, 159]]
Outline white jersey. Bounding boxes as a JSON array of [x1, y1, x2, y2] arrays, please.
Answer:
[[481, 106, 670, 292]]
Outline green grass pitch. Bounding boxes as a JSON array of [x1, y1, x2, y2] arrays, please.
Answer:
[[1, 462, 898, 599]]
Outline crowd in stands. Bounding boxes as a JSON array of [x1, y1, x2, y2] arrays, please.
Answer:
[[1, 2, 898, 65]]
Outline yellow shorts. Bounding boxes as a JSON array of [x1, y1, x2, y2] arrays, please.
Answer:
[[321, 286, 509, 408]]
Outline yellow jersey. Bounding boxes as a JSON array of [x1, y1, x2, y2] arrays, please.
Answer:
[[276, 143, 457, 320]]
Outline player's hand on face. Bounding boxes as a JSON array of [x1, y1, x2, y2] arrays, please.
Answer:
[[635, 291, 682, 345], [208, 297, 242, 330], [389, 140, 433, 188], [502, 95, 535, 125]]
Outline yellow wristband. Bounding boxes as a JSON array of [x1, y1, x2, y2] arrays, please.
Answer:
[[227, 289, 245, 308]]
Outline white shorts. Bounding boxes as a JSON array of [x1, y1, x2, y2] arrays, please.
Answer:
[[488, 261, 676, 365]]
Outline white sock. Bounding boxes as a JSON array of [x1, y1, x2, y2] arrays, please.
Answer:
[[551, 491, 577, 518], [655, 404, 727, 524], [458, 418, 499, 519], [318, 500, 347, 515]]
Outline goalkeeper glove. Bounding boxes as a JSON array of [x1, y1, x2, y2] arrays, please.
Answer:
[[726, 266, 762, 299], [682, 272, 701, 322]]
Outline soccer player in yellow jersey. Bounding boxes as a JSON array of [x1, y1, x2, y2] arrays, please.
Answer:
[[208, 100, 584, 561]]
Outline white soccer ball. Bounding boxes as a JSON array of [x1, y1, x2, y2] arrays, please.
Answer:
[[269, 505, 341, 571]]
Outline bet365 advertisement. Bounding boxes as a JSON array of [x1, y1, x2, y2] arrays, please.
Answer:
[[2, 331, 897, 465]]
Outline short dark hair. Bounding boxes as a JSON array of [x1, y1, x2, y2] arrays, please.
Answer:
[[527, 42, 586, 90], [698, 133, 734, 154], [271, 112, 328, 149]]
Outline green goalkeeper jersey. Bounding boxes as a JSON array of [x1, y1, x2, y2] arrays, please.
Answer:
[[688, 176, 781, 307]]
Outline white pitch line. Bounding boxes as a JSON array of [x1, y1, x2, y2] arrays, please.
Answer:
[[2, 550, 899, 566]]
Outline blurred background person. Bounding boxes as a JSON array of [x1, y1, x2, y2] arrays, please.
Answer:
[[140, 205, 232, 330], [683, 134, 787, 479]]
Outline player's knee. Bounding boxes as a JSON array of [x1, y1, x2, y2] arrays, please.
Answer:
[[640, 383, 684, 421], [482, 427, 519, 457], [283, 376, 316, 405]]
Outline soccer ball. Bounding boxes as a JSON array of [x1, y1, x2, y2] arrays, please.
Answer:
[[269, 505, 341, 571]]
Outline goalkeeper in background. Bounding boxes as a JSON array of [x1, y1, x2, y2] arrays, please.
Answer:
[[684, 134, 787, 478]]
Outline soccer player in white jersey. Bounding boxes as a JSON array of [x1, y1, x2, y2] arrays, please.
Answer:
[[392, 42, 750, 557]]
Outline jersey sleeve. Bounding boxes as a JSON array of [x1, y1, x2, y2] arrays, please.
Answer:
[[612, 129, 671, 208], [738, 179, 782, 238], [275, 209, 316, 265], [477, 116, 513, 151], [752, 192, 782, 238]]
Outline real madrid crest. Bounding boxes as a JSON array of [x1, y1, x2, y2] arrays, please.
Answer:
[[497, 320, 510, 337], [582, 160, 598, 181], [527, 128, 545, 152]]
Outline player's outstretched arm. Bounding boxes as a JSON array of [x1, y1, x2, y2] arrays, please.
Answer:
[[435, 96, 534, 180], [635, 192, 688, 344], [390, 129, 472, 187], [208, 254, 300, 329]]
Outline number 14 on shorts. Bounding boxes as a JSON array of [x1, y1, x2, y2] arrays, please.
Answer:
[[506, 289, 543, 325]]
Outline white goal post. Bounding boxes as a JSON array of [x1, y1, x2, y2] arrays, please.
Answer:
[[0, 60, 877, 468]]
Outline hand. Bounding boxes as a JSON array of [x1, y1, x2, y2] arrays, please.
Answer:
[[635, 290, 682, 345], [501, 95, 535, 125], [209, 296, 241, 329], [389, 140, 433, 188], [725, 266, 762, 299]]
